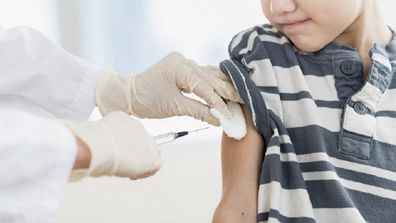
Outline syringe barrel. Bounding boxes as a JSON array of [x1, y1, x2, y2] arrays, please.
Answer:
[[153, 132, 178, 145]]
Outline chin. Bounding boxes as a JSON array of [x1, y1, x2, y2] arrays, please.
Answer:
[[295, 43, 324, 52], [289, 36, 327, 53]]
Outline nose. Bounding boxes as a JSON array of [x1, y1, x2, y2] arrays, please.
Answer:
[[270, 0, 297, 15]]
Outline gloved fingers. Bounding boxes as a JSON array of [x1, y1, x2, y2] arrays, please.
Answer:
[[192, 81, 232, 119], [205, 65, 231, 81], [174, 60, 202, 93], [129, 153, 162, 180], [192, 65, 243, 104], [129, 167, 160, 180], [102, 111, 163, 178], [167, 51, 187, 62], [168, 54, 235, 119], [177, 62, 232, 116], [174, 95, 221, 126], [183, 60, 217, 81], [210, 78, 244, 104], [164, 52, 200, 93]]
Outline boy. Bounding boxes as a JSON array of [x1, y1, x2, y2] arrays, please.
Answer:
[[213, 0, 395, 222]]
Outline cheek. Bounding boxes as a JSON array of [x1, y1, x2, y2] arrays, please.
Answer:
[[261, 0, 272, 20], [309, 13, 359, 48], [312, 0, 362, 30]]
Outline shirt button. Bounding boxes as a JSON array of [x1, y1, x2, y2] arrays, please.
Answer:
[[341, 61, 356, 75], [354, 102, 368, 115]]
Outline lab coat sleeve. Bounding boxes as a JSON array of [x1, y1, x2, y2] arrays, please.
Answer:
[[0, 26, 102, 120], [0, 109, 77, 223]]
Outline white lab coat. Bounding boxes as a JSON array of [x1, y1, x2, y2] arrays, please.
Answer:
[[0, 26, 101, 222]]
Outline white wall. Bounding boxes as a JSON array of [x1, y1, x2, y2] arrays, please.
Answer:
[[0, 0, 59, 43], [56, 0, 265, 74], [379, 1, 396, 28], [147, 0, 265, 65]]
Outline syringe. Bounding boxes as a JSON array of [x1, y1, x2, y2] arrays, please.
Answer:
[[153, 127, 210, 145]]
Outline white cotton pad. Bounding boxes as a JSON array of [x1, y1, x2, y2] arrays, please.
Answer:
[[210, 101, 247, 140]]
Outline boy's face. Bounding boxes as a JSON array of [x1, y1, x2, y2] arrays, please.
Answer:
[[261, 0, 363, 52]]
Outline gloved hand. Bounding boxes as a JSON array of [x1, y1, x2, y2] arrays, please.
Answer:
[[66, 111, 161, 180], [95, 52, 242, 126]]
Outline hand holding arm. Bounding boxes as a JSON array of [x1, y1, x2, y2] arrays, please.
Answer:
[[95, 52, 242, 126]]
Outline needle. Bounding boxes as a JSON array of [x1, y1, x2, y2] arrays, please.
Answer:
[[153, 126, 211, 145], [188, 126, 210, 133]]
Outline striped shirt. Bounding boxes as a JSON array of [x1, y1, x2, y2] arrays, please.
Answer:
[[220, 24, 396, 223]]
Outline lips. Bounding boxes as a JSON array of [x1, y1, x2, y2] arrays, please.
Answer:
[[278, 18, 311, 32], [282, 19, 310, 26]]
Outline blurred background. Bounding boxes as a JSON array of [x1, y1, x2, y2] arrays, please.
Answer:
[[0, 1, 395, 222]]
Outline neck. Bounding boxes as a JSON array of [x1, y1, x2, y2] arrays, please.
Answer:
[[334, 0, 392, 78], [334, 0, 392, 56]]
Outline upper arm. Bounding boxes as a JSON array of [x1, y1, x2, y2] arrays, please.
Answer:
[[220, 104, 265, 187], [222, 104, 264, 153]]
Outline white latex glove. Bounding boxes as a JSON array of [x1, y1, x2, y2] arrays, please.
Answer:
[[66, 111, 161, 180], [95, 52, 242, 126]]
